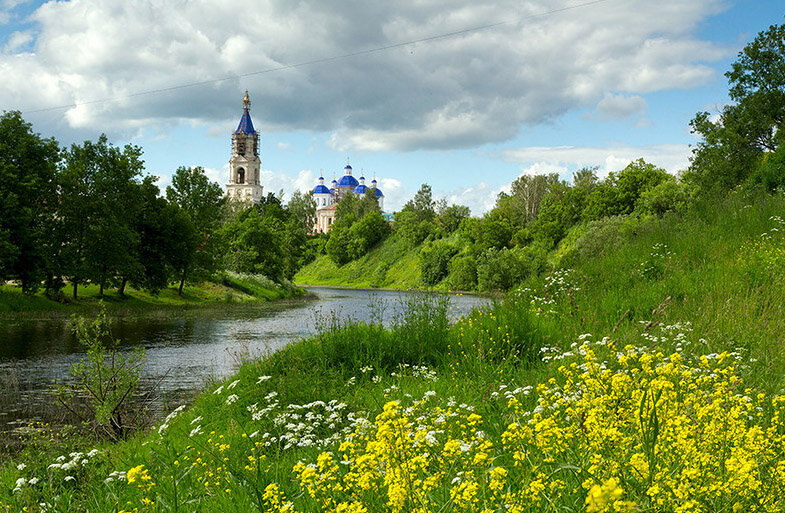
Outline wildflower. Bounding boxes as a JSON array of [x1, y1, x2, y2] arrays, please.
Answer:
[[585, 478, 624, 512]]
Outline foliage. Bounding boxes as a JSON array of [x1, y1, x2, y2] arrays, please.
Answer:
[[58, 135, 146, 298], [635, 178, 689, 216], [58, 306, 145, 439], [287, 190, 317, 234], [0, 111, 60, 294], [687, 22, 785, 193], [446, 254, 478, 291], [476, 247, 525, 292], [326, 194, 389, 265], [394, 184, 437, 247], [419, 240, 459, 285]]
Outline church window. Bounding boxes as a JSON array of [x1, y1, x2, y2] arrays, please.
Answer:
[[238, 168, 245, 184]]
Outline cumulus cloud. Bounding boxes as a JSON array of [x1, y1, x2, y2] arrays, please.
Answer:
[[502, 144, 691, 178], [2, 29, 32, 52], [442, 181, 502, 217], [1, 0, 731, 149]]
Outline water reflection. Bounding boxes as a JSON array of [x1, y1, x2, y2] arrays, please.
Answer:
[[0, 288, 486, 430]]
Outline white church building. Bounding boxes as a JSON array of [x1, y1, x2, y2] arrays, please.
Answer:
[[312, 165, 384, 234], [225, 91, 385, 233]]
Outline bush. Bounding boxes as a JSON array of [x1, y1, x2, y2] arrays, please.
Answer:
[[477, 247, 524, 291], [559, 215, 638, 268], [748, 145, 785, 193], [419, 241, 458, 285], [636, 179, 688, 216], [447, 255, 478, 291]]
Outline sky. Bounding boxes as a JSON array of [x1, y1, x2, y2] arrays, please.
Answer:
[[0, 0, 782, 215]]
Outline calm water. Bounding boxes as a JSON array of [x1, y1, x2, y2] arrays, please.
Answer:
[[0, 287, 486, 431]]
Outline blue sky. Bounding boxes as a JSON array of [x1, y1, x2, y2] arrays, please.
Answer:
[[0, 0, 782, 214]]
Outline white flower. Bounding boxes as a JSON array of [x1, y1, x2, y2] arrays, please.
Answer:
[[17, 463, 26, 471], [226, 394, 239, 405], [213, 385, 224, 395], [191, 415, 203, 425], [189, 425, 203, 437], [64, 476, 75, 482], [257, 375, 272, 383], [28, 477, 39, 485], [227, 379, 241, 390], [87, 449, 99, 458]]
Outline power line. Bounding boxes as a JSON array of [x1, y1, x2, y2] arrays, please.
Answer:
[[23, 0, 610, 115]]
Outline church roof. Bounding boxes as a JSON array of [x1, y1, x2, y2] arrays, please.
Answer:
[[336, 174, 359, 188], [313, 184, 331, 194], [374, 187, 384, 197], [235, 110, 255, 134], [353, 184, 368, 194]]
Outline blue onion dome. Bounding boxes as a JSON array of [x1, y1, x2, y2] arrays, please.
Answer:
[[234, 91, 255, 134], [370, 178, 384, 197], [336, 174, 359, 188], [313, 176, 331, 194]]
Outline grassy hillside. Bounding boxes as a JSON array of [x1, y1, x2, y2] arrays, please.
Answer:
[[3, 193, 785, 512], [294, 233, 426, 289]]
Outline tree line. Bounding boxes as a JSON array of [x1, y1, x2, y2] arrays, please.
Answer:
[[319, 21, 785, 291], [0, 114, 316, 299]]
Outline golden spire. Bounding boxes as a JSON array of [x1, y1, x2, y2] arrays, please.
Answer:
[[243, 90, 250, 110]]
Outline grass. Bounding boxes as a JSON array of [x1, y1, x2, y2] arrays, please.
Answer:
[[0, 274, 305, 317], [294, 233, 425, 289], [3, 192, 785, 511]]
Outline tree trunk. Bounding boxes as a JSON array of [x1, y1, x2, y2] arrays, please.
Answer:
[[178, 269, 187, 296], [99, 280, 104, 297], [72, 281, 78, 300], [119, 277, 127, 296]]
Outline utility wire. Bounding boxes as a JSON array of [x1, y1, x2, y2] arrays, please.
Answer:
[[23, 0, 610, 114]]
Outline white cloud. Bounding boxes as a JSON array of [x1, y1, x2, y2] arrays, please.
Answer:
[[442, 181, 502, 217], [276, 142, 290, 150], [0, 0, 731, 149], [502, 144, 691, 177], [2, 30, 32, 52], [592, 92, 648, 121]]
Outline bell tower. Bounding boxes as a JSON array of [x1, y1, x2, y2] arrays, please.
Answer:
[[226, 91, 264, 203]]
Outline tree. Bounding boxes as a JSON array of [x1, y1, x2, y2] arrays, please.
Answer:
[[59, 136, 145, 298], [166, 166, 225, 294], [287, 190, 316, 233], [688, 22, 785, 192], [395, 184, 437, 247], [436, 204, 470, 234], [0, 111, 60, 293]]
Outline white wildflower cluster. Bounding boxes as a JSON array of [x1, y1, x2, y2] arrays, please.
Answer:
[[158, 404, 186, 435], [105, 469, 127, 484], [257, 375, 272, 384], [225, 394, 239, 405], [43, 449, 100, 484], [244, 396, 368, 451], [489, 383, 533, 401], [545, 268, 579, 295], [389, 363, 438, 382]]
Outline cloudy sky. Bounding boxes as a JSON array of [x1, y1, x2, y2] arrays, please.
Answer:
[[0, 0, 781, 214]]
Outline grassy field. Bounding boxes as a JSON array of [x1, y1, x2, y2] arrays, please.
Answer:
[[2, 192, 785, 512], [0, 273, 304, 317]]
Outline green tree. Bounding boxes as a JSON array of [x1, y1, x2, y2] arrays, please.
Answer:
[[395, 184, 438, 247], [436, 204, 471, 234], [419, 240, 458, 285], [166, 166, 225, 294], [59, 136, 145, 298], [287, 190, 316, 233], [0, 111, 60, 293], [687, 22, 785, 192]]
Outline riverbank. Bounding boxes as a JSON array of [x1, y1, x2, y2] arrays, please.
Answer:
[[0, 274, 305, 317], [3, 195, 785, 511]]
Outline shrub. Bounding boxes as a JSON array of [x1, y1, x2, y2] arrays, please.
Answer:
[[419, 240, 458, 285], [447, 255, 478, 291]]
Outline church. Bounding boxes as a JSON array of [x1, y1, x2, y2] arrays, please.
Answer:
[[226, 91, 384, 234]]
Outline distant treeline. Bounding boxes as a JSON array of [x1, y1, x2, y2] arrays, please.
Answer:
[[0, 115, 318, 299], [318, 22, 785, 291]]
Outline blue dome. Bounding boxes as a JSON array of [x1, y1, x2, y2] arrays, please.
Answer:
[[374, 188, 384, 197], [353, 184, 368, 194], [313, 185, 331, 194], [336, 174, 359, 188]]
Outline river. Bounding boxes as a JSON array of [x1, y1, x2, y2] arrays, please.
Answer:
[[0, 287, 486, 432]]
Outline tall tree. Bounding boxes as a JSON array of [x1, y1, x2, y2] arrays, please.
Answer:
[[59, 136, 144, 298], [166, 166, 225, 294], [287, 190, 316, 233], [688, 22, 785, 192], [0, 111, 60, 293]]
